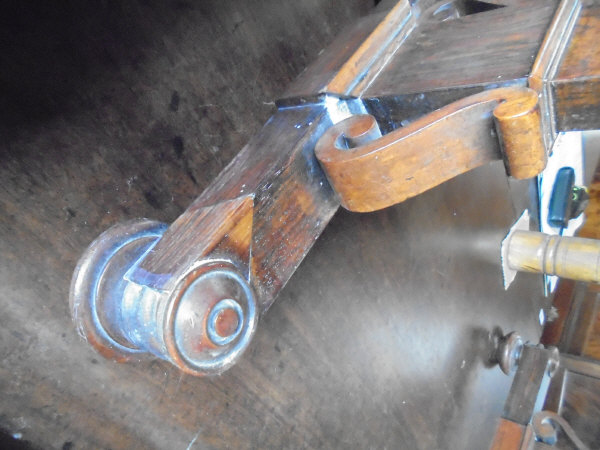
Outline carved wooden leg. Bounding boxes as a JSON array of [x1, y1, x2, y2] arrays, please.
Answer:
[[70, 104, 347, 375]]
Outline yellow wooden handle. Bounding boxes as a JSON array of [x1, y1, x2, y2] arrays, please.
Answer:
[[507, 231, 600, 283]]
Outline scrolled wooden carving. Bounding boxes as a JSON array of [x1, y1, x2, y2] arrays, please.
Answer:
[[315, 86, 546, 212]]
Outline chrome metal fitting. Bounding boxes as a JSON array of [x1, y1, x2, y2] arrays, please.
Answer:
[[495, 331, 524, 375], [70, 219, 258, 375]]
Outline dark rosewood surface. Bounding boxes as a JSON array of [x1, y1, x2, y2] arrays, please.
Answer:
[[3, 0, 600, 448]]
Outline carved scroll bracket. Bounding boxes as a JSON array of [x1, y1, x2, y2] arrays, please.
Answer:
[[315, 86, 547, 212]]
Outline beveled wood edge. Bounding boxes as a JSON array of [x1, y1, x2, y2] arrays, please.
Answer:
[[529, 0, 582, 91], [326, 0, 416, 95], [543, 363, 567, 413], [560, 352, 600, 378], [543, 353, 600, 415], [489, 418, 526, 450], [558, 282, 590, 352], [349, 2, 417, 96], [529, 0, 582, 148]]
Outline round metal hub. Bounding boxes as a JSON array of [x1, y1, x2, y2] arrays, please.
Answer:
[[164, 262, 258, 376], [69, 219, 167, 361]]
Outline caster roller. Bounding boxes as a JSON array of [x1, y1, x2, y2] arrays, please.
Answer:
[[163, 262, 258, 375], [69, 218, 258, 375], [69, 219, 168, 362]]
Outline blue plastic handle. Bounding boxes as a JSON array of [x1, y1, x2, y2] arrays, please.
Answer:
[[548, 167, 575, 229]]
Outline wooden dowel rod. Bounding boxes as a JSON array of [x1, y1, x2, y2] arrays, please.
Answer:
[[507, 230, 600, 283]]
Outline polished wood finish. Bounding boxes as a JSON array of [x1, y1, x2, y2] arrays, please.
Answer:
[[493, 89, 546, 179], [327, 0, 414, 95], [582, 294, 600, 358], [131, 106, 339, 311], [489, 418, 525, 450], [543, 355, 600, 448], [529, 0, 582, 145], [506, 231, 600, 283], [283, 12, 385, 99], [315, 87, 545, 212], [529, 0, 581, 94], [127, 0, 600, 329], [553, 0, 600, 131], [4, 0, 600, 447], [355, 0, 600, 141], [362, 0, 560, 98], [0, 1, 387, 447]]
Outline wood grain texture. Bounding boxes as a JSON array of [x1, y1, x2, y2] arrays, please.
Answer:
[[506, 232, 600, 283], [502, 345, 556, 425], [0, 138, 548, 449], [334, 0, 414, 95], [489, 419, 525, 450], [315, 87, 545, 212], [283, 12, 386, 99], [132, 106, 339, 310], [542, 154, 600, 360], [362, 0, 560, 97], [553, 0, 600, 131], [284, 0, 415, 98], [0, 0, 582, 447], [560, 371, 600, 448], [544, 356, 600, 448], [345, 0, 561, 165], [529, 0, 581, 93], [0, 1, 380, 448], [529, 0, 582, 146], [582, 298, 600, 359]]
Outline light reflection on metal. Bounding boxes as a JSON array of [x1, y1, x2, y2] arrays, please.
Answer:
[[496, 331, 524, 375], [207, 299, 244, 346], [532, 411, 589, 449], [70, 219, 257, 375], [70, 219, 167, 360]]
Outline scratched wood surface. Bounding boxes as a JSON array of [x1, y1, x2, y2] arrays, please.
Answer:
[[543, 356, 600, 448], [541, 145, 600, 361], [0, 1, 551, 449], [355, 0, 561, 147], [553, 0, 600, 131], [560, 370, 600, 447], [0, 1, 374, 448], [362, 0, 560, 97]]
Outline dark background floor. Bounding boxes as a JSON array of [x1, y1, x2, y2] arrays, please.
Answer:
[[0, 1, 547, 448]]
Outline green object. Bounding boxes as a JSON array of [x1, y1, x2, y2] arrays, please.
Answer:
[[570, 185, 590, 220]]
